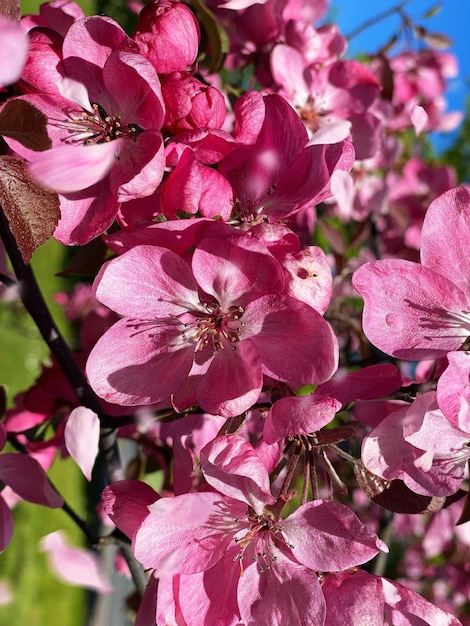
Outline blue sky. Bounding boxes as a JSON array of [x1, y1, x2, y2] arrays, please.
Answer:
[[328, 0, 470, 152]]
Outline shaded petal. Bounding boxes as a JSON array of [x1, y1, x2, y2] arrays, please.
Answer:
[[102, 479, 159, 540], [246, 295, 338, 385], [284, 500, 387, 571], [0, 498, 13, 554], [196, 340, 262, 417], [200, 435, 275, 514], [322, 571, 384, 626], [86, 318, 194, 405], [238, 547, 326, 626], [0, 453, 63, 507]]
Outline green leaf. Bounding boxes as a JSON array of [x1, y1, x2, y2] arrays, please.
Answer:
[[190, 0, 229, 73]]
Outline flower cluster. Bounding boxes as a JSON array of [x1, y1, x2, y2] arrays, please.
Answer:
[[0, 0, 468, 625]]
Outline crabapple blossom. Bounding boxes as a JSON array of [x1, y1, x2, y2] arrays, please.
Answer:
[[353, 186, 470, 360], [122, 436, 386, 625], [86, 234, 338, 416], [5, 16, 166, 244]]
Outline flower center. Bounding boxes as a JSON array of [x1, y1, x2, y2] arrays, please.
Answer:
[[183, 302, 245, 353], [57, 103, 143, 146]]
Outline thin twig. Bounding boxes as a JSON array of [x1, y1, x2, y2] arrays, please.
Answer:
[[345, 0, 411, 41]]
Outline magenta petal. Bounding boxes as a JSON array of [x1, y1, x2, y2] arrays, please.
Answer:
[[28, 142, 120, 193], [86, 318, 194, 405], [102, 480, 159, 540], [0, 454, 63, 507], [264, 395, 340, 444], [0, 498, 13, 554], [284, 500, 387, 571], [200, 435, 275, 514], [238, 547, 326, 626]]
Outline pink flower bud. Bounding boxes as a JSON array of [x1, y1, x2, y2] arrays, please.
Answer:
[[134, 0, 200, 74], [161, 71, 226, 134]]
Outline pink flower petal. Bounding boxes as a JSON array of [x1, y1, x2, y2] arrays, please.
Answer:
[[40, 531, 114, 593], [0, 453, 63, 507], [64, 407, 100, 481]]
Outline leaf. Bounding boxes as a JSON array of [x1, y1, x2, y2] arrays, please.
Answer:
[[0, 0, 20, 20], [0, 156, 60, 263], [413, 25, 452, 49], [56, 236, 110, 278], [190, 0, 229, 73], [355, 462, 466, 514], [0, 99, 51, 152], [423, 2, 442, 18]]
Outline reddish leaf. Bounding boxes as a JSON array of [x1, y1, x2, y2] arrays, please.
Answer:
[[0, 156, 60, 263], [314, 423, 358, 446], [0, 100, 51, 152]]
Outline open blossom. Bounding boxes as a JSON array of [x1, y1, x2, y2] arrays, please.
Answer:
[[6, 16, 165, 245], [105, 436, 386, 625], [86, 233, 338, 417], [352, 186, 470, 360]]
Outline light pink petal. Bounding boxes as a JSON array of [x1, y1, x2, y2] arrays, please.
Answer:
[[93, 245, 199, 318], [421, 186, 470, 293], [238, 547, 326, 626], [437, 351, 470, 432], [196, 340, 263, 417], [64, 407, 100, 481], [102, 480, 159, 540], [28, 142, 120, 193], [353, 259, 470, 359], [308, 119, 352, 145], [264, 395, 340, 444], [86, 318, 194, 406], [382, 577, 463, 625], [0, 498, 13, 554], [270, 44, 309, 107], [330, 168, 354, 219], [281, 245, 332, 313], [40, 531, 114, 593], [134, 492, 246, 576], [200, 435, 275, 514], [0, 453, 63, 507], [284, 500, 387, 571], [410, 104, 428, 135], [0, 17, 29, 85]]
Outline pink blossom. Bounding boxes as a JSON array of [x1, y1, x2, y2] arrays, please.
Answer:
[[7, 16, 166, 245], [361, 392, 470, 497], [219, 91, 354, 223], [130, 436, 386, 624], [353, 186, 470, 360], [86, 234, 338, 416]]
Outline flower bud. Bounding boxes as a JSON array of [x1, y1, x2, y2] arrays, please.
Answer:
[[134, 0, 200, 74], [161, 71, 226, 134]]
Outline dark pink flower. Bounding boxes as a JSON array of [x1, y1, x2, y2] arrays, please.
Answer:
[[133, 0, 200, 74]]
